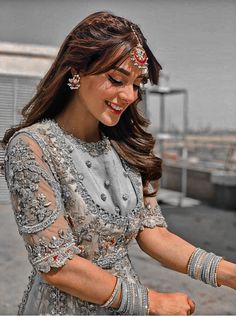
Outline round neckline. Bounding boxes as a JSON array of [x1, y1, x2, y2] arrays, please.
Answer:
[[50, 118, 107, 145], [46, 119, 111, 157]]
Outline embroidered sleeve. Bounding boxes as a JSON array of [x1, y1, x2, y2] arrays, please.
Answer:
[[139, 182, 167, 231], [5, 133, 81, 273], [139, 203, 167, 231]]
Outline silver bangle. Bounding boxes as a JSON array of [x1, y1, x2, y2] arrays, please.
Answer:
[[210, 255, 222, 287], [101, 277, 121, 308], [117, 280, 128, 313], [187, 247, 223, 287], [201, 252, 215, 284], [116, 279, 148, 315]]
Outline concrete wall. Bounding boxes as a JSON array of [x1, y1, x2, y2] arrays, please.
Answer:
[[163, 163, 236, 210], [0, 0, 236, 131]]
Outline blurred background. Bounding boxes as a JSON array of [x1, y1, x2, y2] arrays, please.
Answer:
[[0, 0, 235, 314]]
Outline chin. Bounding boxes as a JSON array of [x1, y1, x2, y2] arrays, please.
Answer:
[[100, 117, 120, 127], [102, 121, 119, 127]]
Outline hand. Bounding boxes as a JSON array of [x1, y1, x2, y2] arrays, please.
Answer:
[[217, 260, 236, 290], [148, 289, 195, 315]]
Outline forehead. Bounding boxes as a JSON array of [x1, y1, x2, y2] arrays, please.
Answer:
[[115, 56, 147, 78]]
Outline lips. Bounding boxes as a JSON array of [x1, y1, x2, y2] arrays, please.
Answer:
[[105, 101, 124, 115]]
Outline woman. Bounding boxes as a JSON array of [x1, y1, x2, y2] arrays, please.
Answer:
[[2, 11, 236, 315]]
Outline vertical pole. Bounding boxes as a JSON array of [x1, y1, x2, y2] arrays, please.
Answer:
[[159, 93, 165, 188], [13, 78, 17, 125], [159, 93, 165, 134], [179, 91, 188, 206], [159, 93, 165, 159]]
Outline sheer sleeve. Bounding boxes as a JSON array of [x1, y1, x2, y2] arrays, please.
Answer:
[[139, 182, 167, 231], [4, 133, 81, 273]]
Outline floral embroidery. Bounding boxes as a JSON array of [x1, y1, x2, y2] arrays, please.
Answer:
[[26, 228, 81, 273], [5, 138, 63, 234], [139, 204, 167, 231]]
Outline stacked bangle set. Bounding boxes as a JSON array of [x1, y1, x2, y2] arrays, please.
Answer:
[[101, 277, 149, 315], [102, 248, 222, 315], [187, 248, 222, 287]]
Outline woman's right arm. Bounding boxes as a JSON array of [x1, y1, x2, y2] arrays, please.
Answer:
[[42, 254, 121, 307], [4, 133, 122, 308]]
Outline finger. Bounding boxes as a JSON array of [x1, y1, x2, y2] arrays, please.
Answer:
[[187, 298, 196, 314]]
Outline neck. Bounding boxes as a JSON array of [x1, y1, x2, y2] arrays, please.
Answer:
[[55, 97, 101, 143]]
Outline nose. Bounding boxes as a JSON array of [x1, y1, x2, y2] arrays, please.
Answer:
[[119, 84, 137, 105]]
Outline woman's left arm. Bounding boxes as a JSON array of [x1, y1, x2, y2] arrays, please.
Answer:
[[137, 200, 236, 290]]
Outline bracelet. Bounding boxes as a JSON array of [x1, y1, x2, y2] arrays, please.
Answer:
[[187, 248, 223, 287], [101, 277, 121, 308], [115, 279, 148, 315], [211, 256, 223, 287], [147, 288, 150, 315]]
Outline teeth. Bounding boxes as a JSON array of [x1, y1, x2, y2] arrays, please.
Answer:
[[107, 101, 122, 111]]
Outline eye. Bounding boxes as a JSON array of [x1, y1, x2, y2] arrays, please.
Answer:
[[108, 75, 123, 86], [133, 84, 140, 91]]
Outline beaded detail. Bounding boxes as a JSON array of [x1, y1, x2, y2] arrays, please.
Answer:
[[140, 203, 167, 231], [26, 228, 81, 273], [51, 120, 111, 157]]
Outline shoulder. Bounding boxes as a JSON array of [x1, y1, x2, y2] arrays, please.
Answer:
[[4, 120, 57, 176], [4, 120, 60, 186], [6, 120, 58, 153]]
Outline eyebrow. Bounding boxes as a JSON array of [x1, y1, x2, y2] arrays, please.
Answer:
[[113, 67, 148, 79]]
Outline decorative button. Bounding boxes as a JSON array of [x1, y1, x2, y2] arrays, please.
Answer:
[[115, 206, 120, 213], [78, 173, 84, 180], [104, 180, 110, 187], [122, 193, 129, 201], [86, 160, 92, 168], [101, 193, 107, 201]]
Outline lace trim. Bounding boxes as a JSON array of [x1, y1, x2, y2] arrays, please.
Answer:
[[49, 119, 111, 157], [27, 228, 81, 273], [140, 204, 167, 231], [18, 269, 37, 315]]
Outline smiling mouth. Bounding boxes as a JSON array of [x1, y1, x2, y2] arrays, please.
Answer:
[[105, 101, 123, 114]]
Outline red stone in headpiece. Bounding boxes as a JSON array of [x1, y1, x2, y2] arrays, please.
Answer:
[[130, 44, 148, 71]]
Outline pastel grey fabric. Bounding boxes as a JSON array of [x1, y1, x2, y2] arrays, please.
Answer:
[[4, 120, 167, 315]]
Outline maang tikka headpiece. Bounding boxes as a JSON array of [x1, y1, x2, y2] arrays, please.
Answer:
[[130, 25, 148, 73]]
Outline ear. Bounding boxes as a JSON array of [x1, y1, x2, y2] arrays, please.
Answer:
[[70, 67, 78, 77]]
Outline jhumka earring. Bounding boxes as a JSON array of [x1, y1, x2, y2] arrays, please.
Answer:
[[130, 25, 148, 73], [67, 74, 80, 90]]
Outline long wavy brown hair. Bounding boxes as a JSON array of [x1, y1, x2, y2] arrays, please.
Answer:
[[2, 11, 162, 196]]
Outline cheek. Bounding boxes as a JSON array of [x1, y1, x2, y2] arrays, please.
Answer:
[[81, 76, 118, 102], [97, 83, 119, 100]]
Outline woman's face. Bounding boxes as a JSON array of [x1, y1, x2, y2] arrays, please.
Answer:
[[75, 56, 147, 127]]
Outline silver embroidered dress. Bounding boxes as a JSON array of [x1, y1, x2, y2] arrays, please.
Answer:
[[4, 120, 167, 315]]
